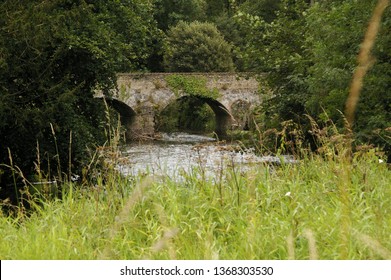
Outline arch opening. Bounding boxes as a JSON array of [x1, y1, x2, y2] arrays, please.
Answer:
[[99, 98, 137, 140], [156, 95, 232, 138]]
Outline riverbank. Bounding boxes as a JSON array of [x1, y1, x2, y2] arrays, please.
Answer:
[[0, 147, 390, 259]]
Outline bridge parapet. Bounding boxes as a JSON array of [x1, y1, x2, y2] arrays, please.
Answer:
[[105, 73, 264, 139]]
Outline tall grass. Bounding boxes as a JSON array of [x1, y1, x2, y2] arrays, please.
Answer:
[[0, 142, 390, 259]]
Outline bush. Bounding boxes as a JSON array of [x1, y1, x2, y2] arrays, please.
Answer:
[[163, 21, 235, 72], [0, 0, 159, 201]]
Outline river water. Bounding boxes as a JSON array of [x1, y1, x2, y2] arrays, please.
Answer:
[[117, 132, 296, 180]]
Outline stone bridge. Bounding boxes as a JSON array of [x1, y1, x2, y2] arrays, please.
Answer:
[[100, 73, 263, 140]]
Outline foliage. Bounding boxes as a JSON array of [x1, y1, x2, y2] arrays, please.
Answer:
[[236, 0, 391, 157], [1, 143, 390, 259], [154, 0, 208, 31], [239, 0, 282, 23], [0, 0, 160, 198], [218, 0, 283, 71], [205, 0, 231, 19], [304, 0, 391, 154], [165, 74, 220, 99], [163, 21, 235, 72], [235, 0, 310, 133], [91, 0, 163, 72]]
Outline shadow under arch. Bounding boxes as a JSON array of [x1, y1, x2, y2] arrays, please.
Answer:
[[98, 97, 136, 140], [159, 95, 233, 138]]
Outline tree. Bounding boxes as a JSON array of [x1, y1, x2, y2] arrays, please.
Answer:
[[0, 0, 159, 199], [154, 0, 207, 31], [236, 0, 391, 157], [304, 0, 391, 155], [235, 0, 310, 130], [163, 21, 235, 72], [205, 0, 231, 19], [91, 0, 163, 71], [239, 0, 282, 23]]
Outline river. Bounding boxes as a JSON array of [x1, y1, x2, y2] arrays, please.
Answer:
[[116, 132, 297, 181]]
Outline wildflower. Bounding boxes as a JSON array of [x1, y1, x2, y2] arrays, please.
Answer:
[[379, 159, 384, 164], [285, 191, 291, 197]]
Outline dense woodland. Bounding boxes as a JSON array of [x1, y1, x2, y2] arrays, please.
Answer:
[[0, 0, 390, 198]]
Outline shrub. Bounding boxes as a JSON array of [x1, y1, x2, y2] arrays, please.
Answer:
[[163, 21, 235, 72]]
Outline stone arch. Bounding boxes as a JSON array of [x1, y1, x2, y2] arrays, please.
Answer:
[[203, 98, 234, 138], [158, 95, 233, 138], [99, 97, 137, 140]]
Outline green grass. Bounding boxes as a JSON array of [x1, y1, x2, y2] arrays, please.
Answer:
[[0, 148, 390, 260]]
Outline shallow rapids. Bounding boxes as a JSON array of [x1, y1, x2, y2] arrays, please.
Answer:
[[117, 132, 296, 180]]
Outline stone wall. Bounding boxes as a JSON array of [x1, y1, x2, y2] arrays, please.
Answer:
[[108, 73, 263, 139]]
